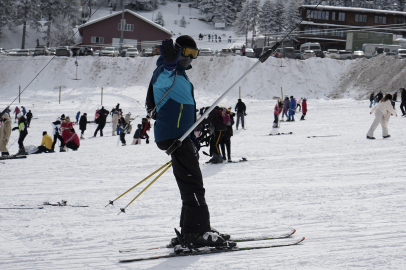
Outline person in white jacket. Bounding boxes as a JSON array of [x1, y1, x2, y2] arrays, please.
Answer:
[[367, 94, 397, 139]]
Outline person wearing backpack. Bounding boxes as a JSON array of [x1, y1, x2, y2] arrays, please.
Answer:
[[273, 99, 283, 128], [201, 106, 227, 164], [141, 116, 151, 144], [220, 107, 234, 162]]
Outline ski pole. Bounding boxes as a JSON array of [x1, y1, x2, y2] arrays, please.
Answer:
[[106, 161, 172, 207], [118, 163, 172, 215]]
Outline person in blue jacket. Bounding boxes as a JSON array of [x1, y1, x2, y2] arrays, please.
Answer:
[[21, 106, 27, 115], [76, 111, 80, 124], [145, 36, 230, 250], [287, 96, 297, 122]]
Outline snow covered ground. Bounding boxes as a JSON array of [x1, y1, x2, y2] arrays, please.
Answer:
[[1, 76, 406, 269]]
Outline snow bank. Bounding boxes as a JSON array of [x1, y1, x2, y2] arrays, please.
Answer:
[[332, 56, 406, 99], [0, 55, 351, 105]]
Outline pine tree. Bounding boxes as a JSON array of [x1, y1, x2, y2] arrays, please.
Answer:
[[0, 0, 14, 38], [257, 0, 275, 42], [11, 0, 42, 49], [180, 16, 187, 27], [246, 0, 260, 46], [198, 0, 215, 21], [271, 0, 285, 35], [155, 11, 164, 27], [212, 0, 238, 26], [375, 0, 392, 10], [284, 0, 301, 40], [47, 14, 75, 47], [233, 0, 250, 45], [41, 0, 79, 47]]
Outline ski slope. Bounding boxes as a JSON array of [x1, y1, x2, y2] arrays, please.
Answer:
[[1, 83, 406, 269]]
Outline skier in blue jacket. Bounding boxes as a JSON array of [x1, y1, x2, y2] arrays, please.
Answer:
[[287, 96, 297, 122], [145, 35, 231, 250]]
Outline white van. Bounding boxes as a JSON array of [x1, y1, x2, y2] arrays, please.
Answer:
[[362, 43, 402, 58], [300, 42, 323, 57]]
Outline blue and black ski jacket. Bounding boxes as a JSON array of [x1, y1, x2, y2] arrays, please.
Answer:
[[146, 56, 196, 143]]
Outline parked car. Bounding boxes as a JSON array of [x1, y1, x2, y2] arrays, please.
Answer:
[[234, 49, 241, 56], [337, 50, 353, 60], [300, 50, 316, 60], [244, 48, 255, 58], [325, 49, 339, 59], [16, 49, 33, 56], [33, 45, 51, 56], [0, 48, 6, 55], [120, 46, 133, 57], [100, 47, 119, 57], [219, 48, 234, 57], [396, 49, 406, 59], [199, 48, 214, 56], [141, 48, 154, 57], [78, 46, 94, 56], [56, 46, 72, 57], [352, 50, 365, 59], [152, 45, 160, 56], [386, 52, 396, 58], [48, 48, 56, 55], [125, 48, 139, 57], [94, 50, 100, 56], [274, 47, 295, 59], [7, 49, 20, 56], [300, 42, 324, 58], [253, 47, 263, 58], [372, 47, 385, 57], [294, 50, 301, 59]]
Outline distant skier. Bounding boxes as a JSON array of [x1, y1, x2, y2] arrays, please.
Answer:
[[13, 106, 21, 123], [131, 124, 143, 145], [208, 34, 211, 42], [287, 96, 296, 122], [400, 88, 406, 116], [51, 115, 64, 152], [392, 91, 397, 109], [26, 110, 33, 127], [369, 92, 374, 108], [273, 99, 283, 128], [12, 114, 28, 155], [367, 94, 397, 139], [220, 107, 234, 162], [118, 117, 128, 146], [21, 106, 26, 115], [141, 116, 151, 144], [375, 91, 383, 104], [93, 106, 109, 137], [301, 98, 307, 120], [0, 113, 12, 156], [201, 106, 227, 164], [79, 113, 87, 139], [228, 36, 232, 43], [296, 97, 303, 112], [235, 98, 246, 130], [76, 111, 80, 124], [282, 96, 290, 121]]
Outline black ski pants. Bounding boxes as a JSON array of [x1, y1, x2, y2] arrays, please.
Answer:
[[220, 134, 231, 160], [18, 133, 27, 151], [157, 137, 211, 234], [120, 132, 126, 144], [52, 133, 64, 151], [94, 122, 106, 136], [210, 131, 224, 156], [27, 118, 32, 127], [401, 102, 406, 115], [66, 141, 79, 151], [236, 112, 244, 129]]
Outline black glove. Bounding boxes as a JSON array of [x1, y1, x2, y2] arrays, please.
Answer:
[[160, 39, 181, 71]]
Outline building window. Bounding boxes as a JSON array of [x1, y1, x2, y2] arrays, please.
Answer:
[[307, 10, 329, 20], [374, 16, 386, 24], [118, 23, 134, 31], [394, 17, 406, 24], [355, 14, 367, 22], [332, 12, 345, 21], [91, 36, 104, 44]]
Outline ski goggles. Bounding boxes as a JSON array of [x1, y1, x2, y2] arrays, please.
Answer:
[[175, 43, 199, 59]]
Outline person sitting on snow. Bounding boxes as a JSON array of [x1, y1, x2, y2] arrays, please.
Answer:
[[131, 124, 143, 145], [35, 131, 53, 154]]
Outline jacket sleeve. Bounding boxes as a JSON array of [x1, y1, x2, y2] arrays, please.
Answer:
[[370, 105, 378, 114], [385, 101, 397, 115]]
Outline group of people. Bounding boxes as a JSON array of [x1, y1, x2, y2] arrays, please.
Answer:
[[273, 96, 307, 128], [366, 87, 405, 139]]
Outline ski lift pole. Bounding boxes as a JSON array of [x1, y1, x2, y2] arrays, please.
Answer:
[[165, 44, 279, 156], [105, 161, 172, 207], [118, 163, 172, 215]]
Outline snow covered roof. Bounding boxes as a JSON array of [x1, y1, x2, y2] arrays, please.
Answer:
[[297, 36, 346, 42], [302, 5, 406, 16], [79, 9, 172, 35]]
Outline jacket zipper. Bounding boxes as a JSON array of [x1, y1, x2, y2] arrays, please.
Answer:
[[177, 103, 183, 128]]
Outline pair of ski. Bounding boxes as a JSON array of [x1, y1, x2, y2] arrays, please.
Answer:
[[0, 155, 27, 160], [119, 228, 305, 263], [269, 132, 293, 136]]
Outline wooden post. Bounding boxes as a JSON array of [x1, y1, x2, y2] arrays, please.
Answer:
[[59, 86, 61, 104], [101, 87, 103, 105], [19, 86, 21, 103], [239, 86, 241, 99]]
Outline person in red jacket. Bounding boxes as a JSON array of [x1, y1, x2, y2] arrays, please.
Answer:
[[65, 128, 80, 150], [60, 116, 75, 151], [273, 99, 283, 128], [301, 98, 307, 120]]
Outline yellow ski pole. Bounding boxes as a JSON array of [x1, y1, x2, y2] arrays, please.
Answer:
[[105, 161, 172, 207], [118, 163, 172, 215]]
